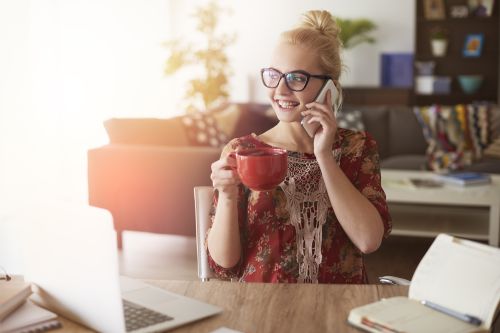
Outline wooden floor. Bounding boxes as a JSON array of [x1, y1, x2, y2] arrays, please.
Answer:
[[118, 231, 199, 281], [365, 235, 433, 283], [118, 231, 434, 283]]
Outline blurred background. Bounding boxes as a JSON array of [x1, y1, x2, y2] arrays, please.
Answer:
[[0, 0, 416, 274], [0, 0, 414, 204]]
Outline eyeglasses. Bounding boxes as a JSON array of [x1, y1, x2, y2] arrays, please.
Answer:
[[260, 67, 332, 92]]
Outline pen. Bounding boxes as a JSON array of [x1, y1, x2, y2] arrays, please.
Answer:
[[361, 317, 403, 333], [421, 300, 482, 326]]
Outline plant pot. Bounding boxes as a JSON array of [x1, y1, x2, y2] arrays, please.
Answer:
[[415, 76, 434, 95], [431, 39, 448, 57]]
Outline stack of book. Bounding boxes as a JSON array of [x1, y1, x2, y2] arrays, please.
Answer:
[[0, 281, 32, 322], [0, 279, 61, 333], [435, 172, 492, 186]]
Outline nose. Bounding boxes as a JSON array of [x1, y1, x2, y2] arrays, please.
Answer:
[[274, 76, 292, 96]]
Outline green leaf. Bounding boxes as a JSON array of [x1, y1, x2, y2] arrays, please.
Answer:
[[337, 18, 377, 49], [163, 0, 235, 110]]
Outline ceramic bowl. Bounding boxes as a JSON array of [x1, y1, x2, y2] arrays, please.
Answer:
[[458, 75, 483, 94]]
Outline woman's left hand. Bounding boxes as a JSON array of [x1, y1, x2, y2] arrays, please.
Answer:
[[301, 90, 337, 157]]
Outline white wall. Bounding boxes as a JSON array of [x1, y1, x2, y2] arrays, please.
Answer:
[[0, 0, 173, 203], [0, 0, 176, 272], [170, 0, 415, 103]]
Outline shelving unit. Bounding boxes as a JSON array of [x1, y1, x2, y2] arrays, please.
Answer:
[[414, 0, 499, 105], [390, 203, 490, 241]]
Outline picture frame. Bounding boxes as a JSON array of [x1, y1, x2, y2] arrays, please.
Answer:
[[468, 0, 495, 17], [450, 5, 469, 18], [463, 33, 484, 57], [424, 0, 446, 20]]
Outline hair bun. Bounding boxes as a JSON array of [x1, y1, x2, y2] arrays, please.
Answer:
[[300, 10, 340, 38]]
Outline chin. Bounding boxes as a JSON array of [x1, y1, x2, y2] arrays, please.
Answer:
[[273, 103, 303, 122]]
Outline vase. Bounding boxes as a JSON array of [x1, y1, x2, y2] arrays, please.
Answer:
[[431, 39, 448, 57]]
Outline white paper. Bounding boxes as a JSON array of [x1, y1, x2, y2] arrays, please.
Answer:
[[0, 301, 57, 332]]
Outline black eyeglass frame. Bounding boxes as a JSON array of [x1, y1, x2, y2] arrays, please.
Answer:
[[260, 67, 332, 92]]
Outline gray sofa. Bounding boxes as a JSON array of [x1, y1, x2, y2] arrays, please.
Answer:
[[346, 105, 500, 173], [88, 103, 500, 246]]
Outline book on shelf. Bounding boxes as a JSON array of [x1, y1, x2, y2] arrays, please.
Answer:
[[435, 172, 492, 186], [348, 234, 500, 333], [0, 281, 32, 321]]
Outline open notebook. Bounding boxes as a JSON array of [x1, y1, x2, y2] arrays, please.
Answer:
[[348, 234, 500, 333]]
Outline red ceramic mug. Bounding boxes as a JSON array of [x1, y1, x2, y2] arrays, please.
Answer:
[[230, 147, 288, 191]]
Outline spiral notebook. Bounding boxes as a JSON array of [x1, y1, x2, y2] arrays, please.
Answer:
[[0, 301, 60, 333]]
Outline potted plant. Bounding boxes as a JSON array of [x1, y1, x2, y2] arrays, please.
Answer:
[[336, 18, 377, 49], [164, 1, 235, 113], [430, 27, 448, 57]]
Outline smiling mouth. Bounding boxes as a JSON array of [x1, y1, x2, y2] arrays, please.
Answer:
[[276, 100, 300, 109]]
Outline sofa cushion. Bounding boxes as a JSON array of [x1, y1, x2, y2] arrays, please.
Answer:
[[462, 158, 500, 173], [104, 118, 189, 146], [414, 104, 493, 172], [181, 112, 228, 147], [388, 106, 427, 156], [337, 110, 365, 131], [351, 107, 390, 159], [212, 104, 242, 138], [381, 155, 427, 170], [104, 104, 278, 147], [232, 103, 279, 137]]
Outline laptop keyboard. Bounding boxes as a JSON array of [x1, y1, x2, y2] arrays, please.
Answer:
[[123, 299, 173, 332]]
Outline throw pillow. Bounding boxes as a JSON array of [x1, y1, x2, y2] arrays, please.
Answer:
[[336, 110, 365, 131], [181, 112, 228, 147], [232, 103, 279, 138], [212, 104, 242, 138], [413, 103, 492, 172], [484, 137, 500, 159]]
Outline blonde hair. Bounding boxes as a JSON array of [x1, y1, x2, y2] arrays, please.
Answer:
[[280, 10, 343, 84]]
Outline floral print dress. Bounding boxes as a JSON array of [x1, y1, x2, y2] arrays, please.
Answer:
[[206, 128, 391, 284]]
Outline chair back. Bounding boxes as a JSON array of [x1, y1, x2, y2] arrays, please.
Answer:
[[194, 186, 216, 281]]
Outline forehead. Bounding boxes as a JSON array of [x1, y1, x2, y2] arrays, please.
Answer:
[[270, 41, 322, 73]]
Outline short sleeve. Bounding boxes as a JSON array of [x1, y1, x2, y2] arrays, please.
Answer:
[[356, 132, 392, 237]]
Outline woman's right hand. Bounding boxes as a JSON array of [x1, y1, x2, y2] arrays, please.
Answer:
[[210, 153, 241, 199]]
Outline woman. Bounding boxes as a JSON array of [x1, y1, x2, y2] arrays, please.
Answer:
[[207, 10, 391, 284]]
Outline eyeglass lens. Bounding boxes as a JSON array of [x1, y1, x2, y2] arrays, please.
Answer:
[[262, 69, 308, 91]]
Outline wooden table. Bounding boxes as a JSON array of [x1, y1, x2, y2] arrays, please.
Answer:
[[56, 280, 408, 333]]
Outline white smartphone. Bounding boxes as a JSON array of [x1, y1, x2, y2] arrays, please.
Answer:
[[301, 79, 340, 138]]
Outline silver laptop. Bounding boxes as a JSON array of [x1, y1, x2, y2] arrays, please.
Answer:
[[18, 201, 222, 332]]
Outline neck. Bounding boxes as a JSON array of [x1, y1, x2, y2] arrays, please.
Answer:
[[263, 121, 315, 153]]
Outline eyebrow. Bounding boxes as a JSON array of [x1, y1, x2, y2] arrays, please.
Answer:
[[268, 67, 312, 74]]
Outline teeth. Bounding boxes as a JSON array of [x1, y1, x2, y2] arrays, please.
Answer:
[[277, 100, 299, 109]]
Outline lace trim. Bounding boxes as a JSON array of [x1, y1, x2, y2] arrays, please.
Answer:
[[279, 149, 341, 283]]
